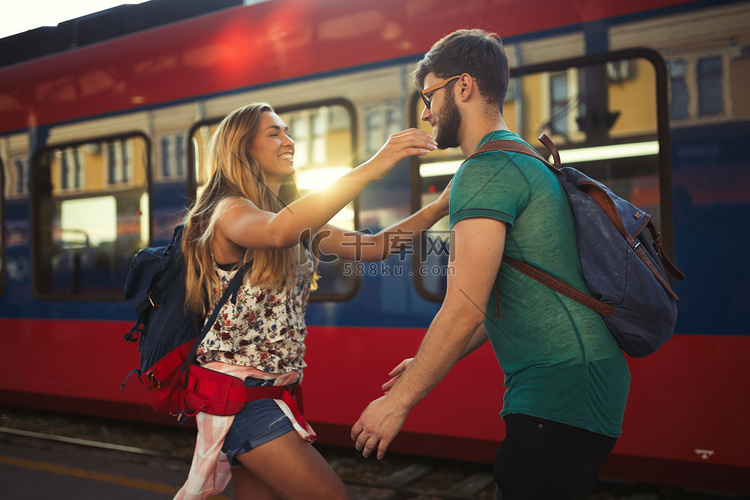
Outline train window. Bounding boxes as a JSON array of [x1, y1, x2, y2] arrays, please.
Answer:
[[550, 72, 571, 134], [667, 54, 730, 121], [0, 155, 4, 295], [32, 135, 150, 300], [159, 134, 187, 179], [365, 107, 402, 155], [411, 53, 669, 301], [697, 56, 724, 116], [189, 102, 359, 301], [668, 60, 689, 120], [283, 104, 358, 300], [4, 156, 29, 198], [2, 147, 30, 299]]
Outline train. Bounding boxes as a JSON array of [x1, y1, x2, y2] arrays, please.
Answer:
[[1, 0, 748, 495]]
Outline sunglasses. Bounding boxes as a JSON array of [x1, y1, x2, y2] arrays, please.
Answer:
[[419, 75, 461, 109]]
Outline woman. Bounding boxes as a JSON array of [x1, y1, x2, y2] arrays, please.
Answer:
[[175, 102, 449, 500]]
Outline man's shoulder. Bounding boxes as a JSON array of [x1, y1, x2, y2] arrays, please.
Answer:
[[466, 131, 543, 169]]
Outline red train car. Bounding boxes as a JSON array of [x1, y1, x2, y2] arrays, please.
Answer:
[[1, 0, 748, 494]]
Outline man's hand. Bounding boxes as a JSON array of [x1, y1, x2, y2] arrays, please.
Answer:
[[351, 395, 409, 460]]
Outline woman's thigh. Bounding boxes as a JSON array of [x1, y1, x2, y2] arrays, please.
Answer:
[[235, 430, 349, 500], [222, 395, 294, 467]]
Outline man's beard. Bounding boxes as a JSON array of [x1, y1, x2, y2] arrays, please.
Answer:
[[435, 89, 461, 150]]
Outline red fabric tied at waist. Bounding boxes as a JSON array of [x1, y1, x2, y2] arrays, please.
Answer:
[[182, 364, 288, 416]]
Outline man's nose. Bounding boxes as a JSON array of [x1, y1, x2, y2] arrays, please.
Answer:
[[420, 105, 432, 122]]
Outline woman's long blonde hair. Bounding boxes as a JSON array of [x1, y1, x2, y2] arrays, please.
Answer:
[[182, 103, 303, 316]]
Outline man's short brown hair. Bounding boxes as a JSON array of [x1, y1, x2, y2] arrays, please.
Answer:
[[414, 29, 509, 112]]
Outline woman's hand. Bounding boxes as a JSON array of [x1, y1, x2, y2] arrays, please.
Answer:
[[363, 129, 436, 179]]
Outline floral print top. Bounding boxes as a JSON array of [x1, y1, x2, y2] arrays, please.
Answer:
[[196, 254, 314, 375]]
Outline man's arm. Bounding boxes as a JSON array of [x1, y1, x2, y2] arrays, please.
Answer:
[[460, 323, 490, 358], [351, 216, 506, 459], [380, 324, 489, 393]]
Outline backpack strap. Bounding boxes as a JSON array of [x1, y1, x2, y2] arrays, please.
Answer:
[[465, 137, 616, 315], [470, 134, 689, 313], [502, 255, 614, 317], [645, 221, 685, 282], [468, 137, 559, 171], [146, 225, 187, 311], [182, 263, 252, 373]]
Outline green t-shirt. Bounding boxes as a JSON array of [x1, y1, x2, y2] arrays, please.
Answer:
[[449, 130, 630, 438]]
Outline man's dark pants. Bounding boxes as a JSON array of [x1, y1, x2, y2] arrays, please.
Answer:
[[494, 413, 617, 500]]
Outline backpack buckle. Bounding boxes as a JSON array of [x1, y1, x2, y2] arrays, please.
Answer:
[[149, 373, 161, 389]]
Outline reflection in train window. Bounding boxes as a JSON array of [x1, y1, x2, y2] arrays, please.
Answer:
[[668, 60, 689, 120], [32, 135, 150, 299], [550, 71, 571, 135], [0, 155, 4, 296], [668, 55, 728, 121], [2, 150, 31, 298], [159, 134, 187, 179], [697, 56, 723, 116], [412, 55, 664, 301], [4, 156, 29, 198], [190, 102, 358, 300]]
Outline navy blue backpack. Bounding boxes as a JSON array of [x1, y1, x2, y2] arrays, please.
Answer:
[[121, 224, 251, 417], [467, 134, 685, 357], [122, 224, 196, 375]]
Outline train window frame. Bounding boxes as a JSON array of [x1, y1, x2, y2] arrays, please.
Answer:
[[187, 98, 361, 303], [30, 131, 152, 301], [410, 48, 675, 302]]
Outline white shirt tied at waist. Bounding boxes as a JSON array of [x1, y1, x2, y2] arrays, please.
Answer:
[[173, 362, 314, 500]]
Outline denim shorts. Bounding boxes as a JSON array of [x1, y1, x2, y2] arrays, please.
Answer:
[[222, 377, 295, 467]]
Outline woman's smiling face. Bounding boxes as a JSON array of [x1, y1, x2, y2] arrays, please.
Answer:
[[249, 111, 295, 190]]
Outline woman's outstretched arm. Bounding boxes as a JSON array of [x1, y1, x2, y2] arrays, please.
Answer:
[[220, 129, 436, 250], [314, 179, 451, 262]]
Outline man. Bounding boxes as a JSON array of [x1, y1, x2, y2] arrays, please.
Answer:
[[351, 29, 631, 500]]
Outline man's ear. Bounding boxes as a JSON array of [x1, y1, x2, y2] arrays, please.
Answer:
[[457, 73, 475, 103]]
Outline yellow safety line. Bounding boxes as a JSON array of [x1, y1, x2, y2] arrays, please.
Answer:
[[0, 455, 230, 499]]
